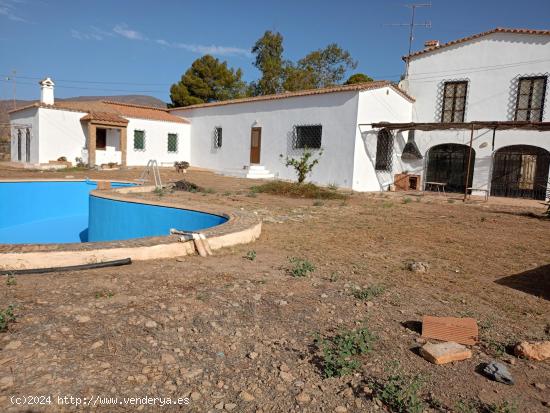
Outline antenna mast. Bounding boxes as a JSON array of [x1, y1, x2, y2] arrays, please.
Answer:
[[386, 3, 431, 79]]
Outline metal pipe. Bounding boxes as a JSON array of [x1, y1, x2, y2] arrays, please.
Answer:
[[463, 124, 475, 202], [0, 258, 132, 275]]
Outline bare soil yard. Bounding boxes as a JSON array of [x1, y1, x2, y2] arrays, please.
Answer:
[[0, 166, 549, 412]]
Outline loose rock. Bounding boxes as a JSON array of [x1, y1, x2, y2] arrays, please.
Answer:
[[514, 341, 550, 361], [295, 392, 310, 404], [419, 341, 472, 364], [240, 391, 255, 401], [407, 261, 429, 273], [4, 340, 22, 350], [482, 361, 514, 385]]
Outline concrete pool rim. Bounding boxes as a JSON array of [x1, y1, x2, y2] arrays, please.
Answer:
[[0, 179, 261, 270]]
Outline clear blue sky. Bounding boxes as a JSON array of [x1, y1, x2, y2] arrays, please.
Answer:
[[1, 0, 549, 102]]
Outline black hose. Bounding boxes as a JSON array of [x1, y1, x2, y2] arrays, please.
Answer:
[[0, 258, 132, 275]]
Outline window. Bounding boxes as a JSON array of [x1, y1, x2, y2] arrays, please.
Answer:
[[515, 76, 547, 122], [375, 129, 393, 171], [294, 125, 322, 149], [133, 130, 145, 151], [167, 133, 178, 153], [96, 128, 107, 150], [214, 127, 222, 148], [441, 81, 468, 123]]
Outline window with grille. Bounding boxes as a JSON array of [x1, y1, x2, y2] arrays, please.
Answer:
[[293, 125, 322, 149], [167, 133, 178, 153], [133, 130, 145, 151], [515, 76, 547, 121], [214, 127, 222, 148], [375, 129, 393, 171], [441, 81, 468, 123]]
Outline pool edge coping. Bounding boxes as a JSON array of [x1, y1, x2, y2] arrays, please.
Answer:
[[0, 180, 262, 270]]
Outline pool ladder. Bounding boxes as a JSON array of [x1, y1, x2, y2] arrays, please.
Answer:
[[137, 160, 162, 189]]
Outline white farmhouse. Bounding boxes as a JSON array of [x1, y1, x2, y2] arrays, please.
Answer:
[[8, 27, 550, 200]]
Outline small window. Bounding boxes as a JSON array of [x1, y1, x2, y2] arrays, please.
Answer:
[[294, 125, 322, 149], [133, 130, 145, 151], [515, 76, 547, 122], [167, 133, 178, 153], [214, 127, 222, 148], [441, 81, 468, 123], [375, 129, 393, 171]]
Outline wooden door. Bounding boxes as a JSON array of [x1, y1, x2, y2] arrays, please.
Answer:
[[250, 127, 261, 164]]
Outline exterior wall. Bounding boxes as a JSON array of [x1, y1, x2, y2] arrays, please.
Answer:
[[354, 87, 413, 191], [126, 119, 190, 166], [173, 92, 361, 188], [38, 107, 88, 164], [403, 32, 550, 195], [9, 107, 39, 164]]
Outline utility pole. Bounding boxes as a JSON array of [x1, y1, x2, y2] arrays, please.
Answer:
[[385, 3, 432, 79], [6, 70, 17, 109]]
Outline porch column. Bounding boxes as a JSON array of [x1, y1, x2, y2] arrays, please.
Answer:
[[120, 127, 127, 167], [88, 123, 96, 167]]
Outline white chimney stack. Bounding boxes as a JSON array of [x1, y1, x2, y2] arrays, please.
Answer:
[[39, 77, 55, 105]]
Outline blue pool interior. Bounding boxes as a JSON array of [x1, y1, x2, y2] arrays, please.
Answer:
[[0, 181, 227, 244]]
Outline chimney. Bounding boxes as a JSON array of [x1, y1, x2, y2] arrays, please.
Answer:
[[424, 40, 440, 49], [39, 77, 55, 105]]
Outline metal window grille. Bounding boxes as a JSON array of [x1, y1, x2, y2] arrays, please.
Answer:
[[375, 129, 393, 171], [25, 128, 31, 162], [441, 81, 468, 122], [134, 130, 145, 151], [167, 133, 178, 153], [514, 76, 547, 121], [293, 125, 322, 149], [214, 127, 222, 148], [17, 129, 22, 161]]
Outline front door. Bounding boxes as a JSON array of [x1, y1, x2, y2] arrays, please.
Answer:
[[250, 127, 261, 164]]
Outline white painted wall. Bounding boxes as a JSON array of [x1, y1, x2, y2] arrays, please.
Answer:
[[400, 32, 550, 195], [10, 107, 39, 164], [173, 92, 361, 188], [126, 119, 190, 166], [353, 87, 413, 191], [22, 108, 190, 167]]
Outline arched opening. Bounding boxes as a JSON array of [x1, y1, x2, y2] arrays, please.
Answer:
[[491, 145, 550, 200], [426, 144, 475, 193]]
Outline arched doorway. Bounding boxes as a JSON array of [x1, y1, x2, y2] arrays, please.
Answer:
[[426, 144, 475, 193], [491, 145, 550, 200]]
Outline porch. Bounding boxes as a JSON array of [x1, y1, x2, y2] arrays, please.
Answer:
[[81, 112, 129, 167]]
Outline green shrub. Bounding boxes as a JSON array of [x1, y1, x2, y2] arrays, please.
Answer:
[[244, 250, 257, 261], [6, 274, 16, 286], [0, 305, 16, 332], [352, 285, 385, 300], [316, 327, 376, 378], [402, 197, 412, 204], [280, 148, 323, 183], [373, 372, 425, 413], [288, 257, 315, 277], [251, 181, 347, 200]]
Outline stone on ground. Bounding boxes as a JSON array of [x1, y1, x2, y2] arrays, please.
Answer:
[[482, 361, 514, 385], [514, 341, 550, 361], [419, 341, 472, 364], [407, 261, 429, 273]]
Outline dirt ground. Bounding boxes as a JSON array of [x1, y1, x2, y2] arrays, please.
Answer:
[[0, 165, 549, 412]]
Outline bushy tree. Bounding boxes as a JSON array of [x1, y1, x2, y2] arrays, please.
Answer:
[[281, 148, 323, 184], [251, 31, 284, 95], [345, 73, 373, 84], [169, 55, 247, 107]]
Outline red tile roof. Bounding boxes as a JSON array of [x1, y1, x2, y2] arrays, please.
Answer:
[[404, 27, 550, 60], [80, 111, 129, 124], [9, 100, 189, 124], [169, 81, 415, 111]]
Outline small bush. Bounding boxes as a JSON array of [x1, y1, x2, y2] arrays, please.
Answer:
[[0, 305, 16, 332], [402, 197, 412, 204], [244, 250, 257, 261], [173, 180, 203, 193], [280, 148, 323, 183], [6, 274, 16, 286], [251, 181, 347, 200], [288, 257, 315, 277], [372, 372, 425, 413], [316, 327, 376, 378], [487, 401, 518, 413], [352, 285, 385, 300]]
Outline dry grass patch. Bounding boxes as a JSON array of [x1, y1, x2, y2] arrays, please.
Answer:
[[250, 180, 348, 199]]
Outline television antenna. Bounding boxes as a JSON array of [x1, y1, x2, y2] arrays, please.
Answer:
[[385, 3, 432, 78]]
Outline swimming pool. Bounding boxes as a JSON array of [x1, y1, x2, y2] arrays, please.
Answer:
[[0, 181, 227, 244]]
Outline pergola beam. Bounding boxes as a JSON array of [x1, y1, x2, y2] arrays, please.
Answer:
[[364, 121, 550, 132]]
